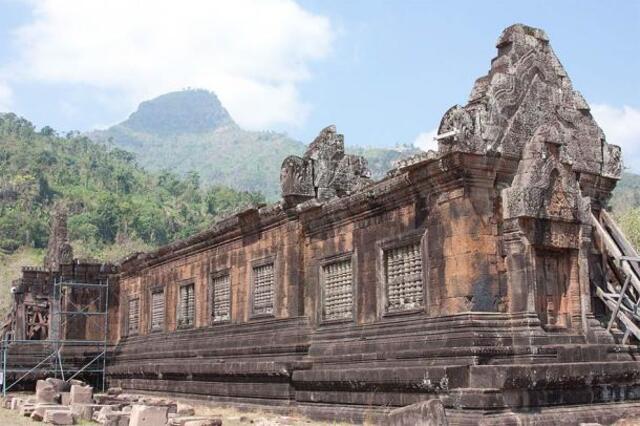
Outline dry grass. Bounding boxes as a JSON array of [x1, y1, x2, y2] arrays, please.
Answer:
[[0, 407, 34, 426]]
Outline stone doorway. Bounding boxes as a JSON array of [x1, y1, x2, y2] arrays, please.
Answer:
[[535, 250, 572, 330]]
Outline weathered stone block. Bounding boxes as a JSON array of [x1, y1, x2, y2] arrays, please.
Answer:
[[46, 377, 70, 392], [99, 411, 130, 426], [67, 379, 85, 387], [71, 403, 110, 421], [70, 384, 93, 404], [1, 396, 13, 409], [10, 397, 22, 410], [130, 404, 168, 426], [107, 387, 123, 396], [388, 399, 448, 426], [43, 409, 74, 425], [177, 402, 195, 416], [183, 420, 222, 426], [36, 379, 59, 403], [19, 403, 36, 416], [31, 404, 65, 421], [168, 417, 217, 426], [60, 391, 70, 406]]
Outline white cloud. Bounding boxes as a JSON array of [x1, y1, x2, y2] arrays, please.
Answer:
[[413, 128, 438, 152], [5, 0, 333, 129], [0, 81, 12, 112], [591, 104, 640, 173]]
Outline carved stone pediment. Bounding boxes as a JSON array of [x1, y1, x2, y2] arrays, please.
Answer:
[[434, 24, 621, 179], [280, 125, 372, 205], [502, 124, 590, 223], [280, 155, 315, 205]]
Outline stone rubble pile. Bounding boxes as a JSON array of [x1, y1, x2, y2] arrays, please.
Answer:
[[0, 377, 222, 425]]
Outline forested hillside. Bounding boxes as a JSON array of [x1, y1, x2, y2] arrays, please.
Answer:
[[610, 173, 640, 250], [0, 112, 264, 257]]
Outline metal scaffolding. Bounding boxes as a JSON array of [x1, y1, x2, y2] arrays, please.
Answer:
[[2, 277, 109, 396]]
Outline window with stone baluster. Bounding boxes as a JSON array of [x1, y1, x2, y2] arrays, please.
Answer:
[[127, 297, 139, 336], [150, 289, 165, 331], [177, 283, 195, 327], [251, 259, 275, 317], [383, 241, 424, 314], [211, 272, 231, 323], [321, 257, 354, 322]]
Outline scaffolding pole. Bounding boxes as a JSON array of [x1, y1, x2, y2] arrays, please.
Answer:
[[1, 276, 110, 396]]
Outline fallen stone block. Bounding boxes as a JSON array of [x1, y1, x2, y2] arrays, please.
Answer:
[[94, 393, 123, 405], [10, 397, 22, 410], [97, 411, 130, 426], [2, 395, 14, 408], [36, 379, 59, 404], [94, 405, 114, 422], [70, 384, 93, 404], [19, 403, 36, 417], [169, 416, 222, 426], [183, 419, 222, 426], [71, 403, 111, 421], [387, 399, 448, 426], [130, 404, 169, 426], [45, 377, 69, 392], [107, 387, 123, 396], [31, 404, 66, 421], [43, 409, 74, 425], [68, 379, 85, 387], [177, 402, 195, 416]]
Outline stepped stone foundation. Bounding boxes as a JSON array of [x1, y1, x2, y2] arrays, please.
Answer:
[[3, 24, 640, 425]]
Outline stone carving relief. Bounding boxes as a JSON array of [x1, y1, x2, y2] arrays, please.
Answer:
[[280, 125, 372, 205], [436, 105, 476, 152], [25, 302, 49, 340], [44, 204, 74, 270], [434, 24, 622, 179], [502, 124, 589, 223]]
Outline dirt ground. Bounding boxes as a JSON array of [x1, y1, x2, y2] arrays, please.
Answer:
[[0, 392, 351, 426]]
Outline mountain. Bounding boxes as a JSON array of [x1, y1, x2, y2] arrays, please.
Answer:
[[90, 89, 419, 200]]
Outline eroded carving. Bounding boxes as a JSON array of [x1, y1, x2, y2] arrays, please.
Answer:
[[435, 24, 622, 177], [44, 204, 73, 270], [280, 125, 372, 204]]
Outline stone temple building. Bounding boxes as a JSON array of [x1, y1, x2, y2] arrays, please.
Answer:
[[4, 24, 640, 424]]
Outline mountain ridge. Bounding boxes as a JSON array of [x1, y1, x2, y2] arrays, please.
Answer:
[[90, 89, 420, 200]]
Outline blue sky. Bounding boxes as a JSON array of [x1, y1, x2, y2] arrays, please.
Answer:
[[0, 0, 639, 169]]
